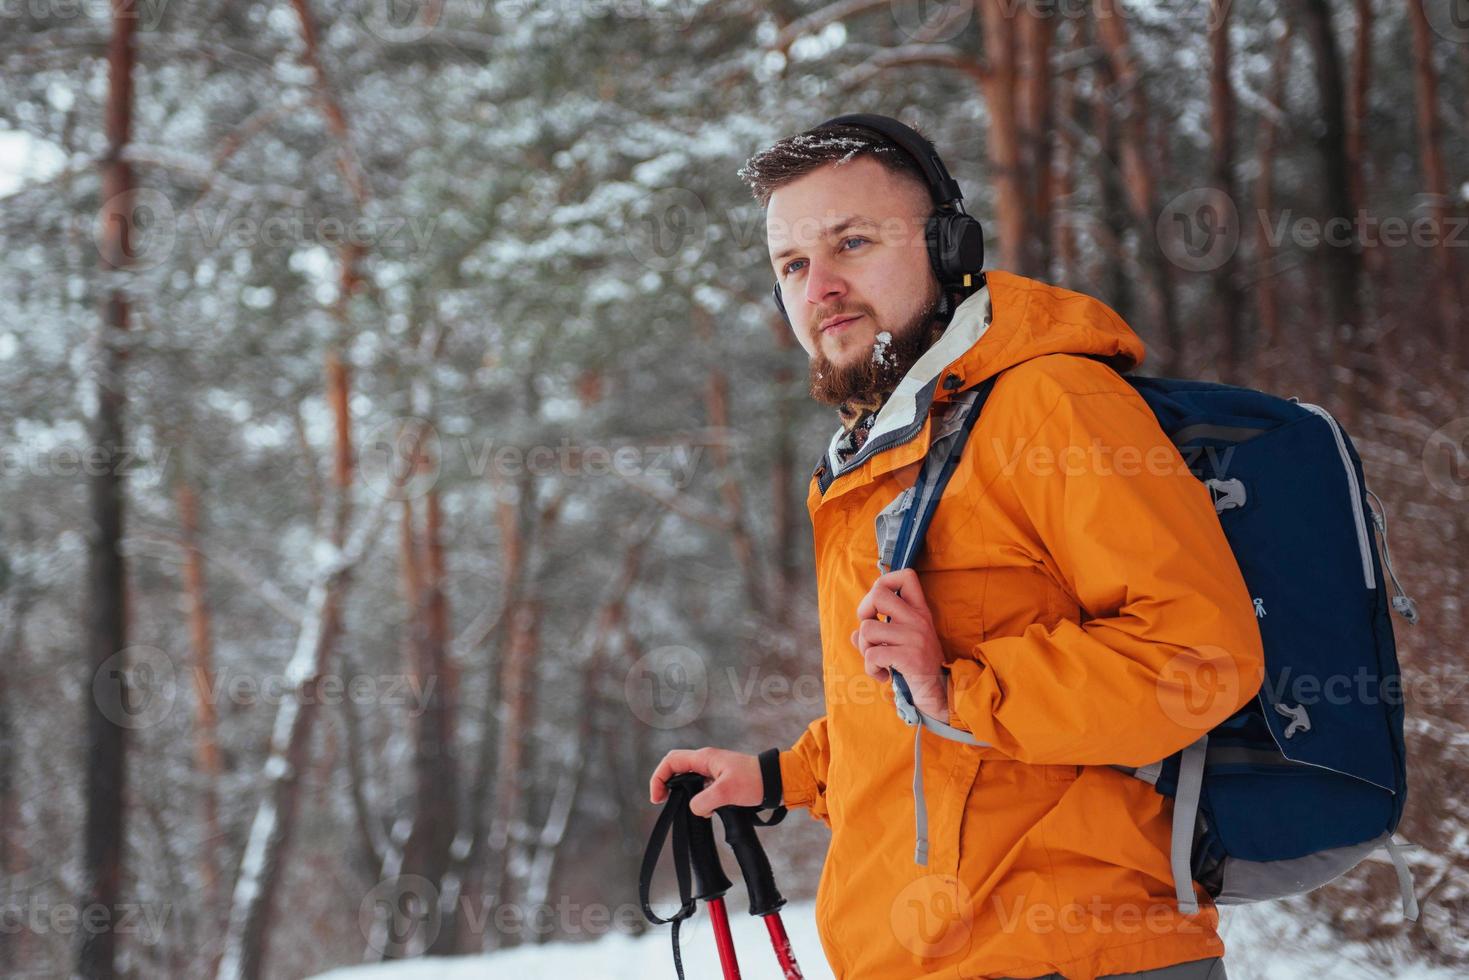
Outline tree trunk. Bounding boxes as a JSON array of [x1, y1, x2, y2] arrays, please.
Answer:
[[1293, 0, 1368, 417], [1017, 10, 1056, 278], [977, 0, 1032, 275], [1084, 14, 1134, 327], [1055, 27, 1082, 288], [483, 599, 542, 952], [765, 312, 800, 630], [77, 6, 138, 977], [399, 475, 461, 957], [177, 481, 224, 929], [1408, 0, 1461, 359], [696, 306, 765, 619], [215, 358, 369, 980], [1347, 0, 1373, 223], [1253, 23, 1294, 389], [1209, 0, 1244, 380], [0, 570, 28, 883], [1093, 0, 1181, 373]]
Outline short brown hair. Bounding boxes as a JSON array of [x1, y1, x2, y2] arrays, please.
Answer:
[[736, 121, 934, 208]]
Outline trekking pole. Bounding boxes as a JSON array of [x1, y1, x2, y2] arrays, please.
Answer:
[[715, 804, 804, 980], [640, 772, 742, 980]]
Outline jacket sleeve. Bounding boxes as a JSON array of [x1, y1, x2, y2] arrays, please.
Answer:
[[779, 715, 832, 826], [945, 372, 1266, 767]]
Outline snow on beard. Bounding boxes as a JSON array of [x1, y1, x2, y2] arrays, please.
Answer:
[[807, 291, 944, 407]]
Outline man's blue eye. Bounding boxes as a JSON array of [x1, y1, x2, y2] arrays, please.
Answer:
[[782, 238, 866, 276]]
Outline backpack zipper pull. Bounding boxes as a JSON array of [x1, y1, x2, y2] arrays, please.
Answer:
[[1365, 488, 1420, 625]]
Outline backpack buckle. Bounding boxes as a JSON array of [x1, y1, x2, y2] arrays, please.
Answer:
[[1204, 478, 1247, 514]]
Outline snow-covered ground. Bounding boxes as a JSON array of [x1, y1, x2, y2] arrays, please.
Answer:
[[312, 899, 1458, 979]]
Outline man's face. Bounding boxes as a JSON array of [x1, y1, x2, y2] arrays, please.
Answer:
[[766, 156, 942, 404]]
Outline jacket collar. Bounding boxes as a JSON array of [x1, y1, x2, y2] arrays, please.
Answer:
[[823, 284, 994, 480], [814, 271, 1148, 492]]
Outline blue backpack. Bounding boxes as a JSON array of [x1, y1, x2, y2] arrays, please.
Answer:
[[881, 366, 1421, 920]]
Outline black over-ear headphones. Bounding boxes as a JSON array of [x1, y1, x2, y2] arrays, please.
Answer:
[[770, 113, 985, 327]]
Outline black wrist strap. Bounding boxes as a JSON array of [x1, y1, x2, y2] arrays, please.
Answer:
[[757, 748, 787, 825]]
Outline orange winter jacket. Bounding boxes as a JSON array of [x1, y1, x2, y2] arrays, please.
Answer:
[[778, 271, 1266, 980]]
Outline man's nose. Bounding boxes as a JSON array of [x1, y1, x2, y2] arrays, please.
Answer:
[[803, 257, 847, 313]]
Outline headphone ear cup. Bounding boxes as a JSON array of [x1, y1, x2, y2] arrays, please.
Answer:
[[772, 280, 791, 326], [928, 214, 985, 284]]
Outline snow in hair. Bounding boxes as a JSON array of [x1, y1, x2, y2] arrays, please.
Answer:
[[736, 123, 928, 206]]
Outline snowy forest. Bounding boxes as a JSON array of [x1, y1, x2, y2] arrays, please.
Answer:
[[1, 1, 1467, 977]]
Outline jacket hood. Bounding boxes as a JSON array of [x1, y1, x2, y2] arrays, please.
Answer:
[[823, 270, 1146, 477]]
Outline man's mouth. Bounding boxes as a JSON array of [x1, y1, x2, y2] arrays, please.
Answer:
[[820, 314, 862, 335]]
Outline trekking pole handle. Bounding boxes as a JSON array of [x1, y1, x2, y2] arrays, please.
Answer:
[[666, 773, 734, 901], [715, 805, 788, 917]]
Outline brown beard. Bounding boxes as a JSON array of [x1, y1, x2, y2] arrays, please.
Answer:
[[807, 290, 945, 407]]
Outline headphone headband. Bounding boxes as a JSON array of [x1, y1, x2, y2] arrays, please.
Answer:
[[814, 113, 967, 213]]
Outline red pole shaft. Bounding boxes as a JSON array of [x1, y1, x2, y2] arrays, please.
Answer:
[[764, 912, 804, 979], [706, 897, 742, 979]]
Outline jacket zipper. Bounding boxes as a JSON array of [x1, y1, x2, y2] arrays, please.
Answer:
[[1295, 401, 1374, 589]]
